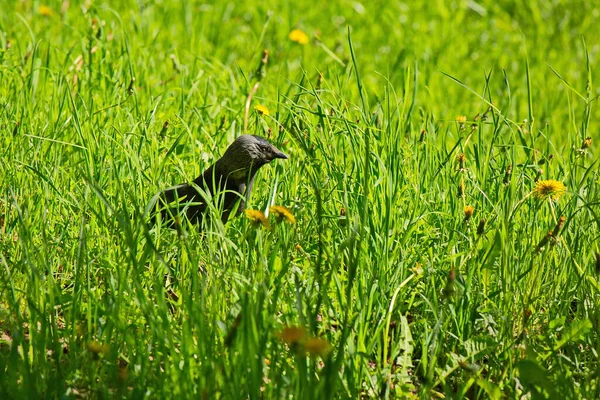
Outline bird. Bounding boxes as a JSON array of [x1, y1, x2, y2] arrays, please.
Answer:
[[149, 134, 288, 229]]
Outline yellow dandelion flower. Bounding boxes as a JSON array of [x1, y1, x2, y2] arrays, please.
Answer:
[[255, 104, 270, 116], [245, 209, 270, 229], [270, 205, 296, 224], [456, 115, 467, 123], [533, 180, 566, 200], [303, 337, 332, 357], [288, 29, 309, 45], [38, 5, 54, 16], [277, 326, 306, 345], [463, 205, 475, 221]]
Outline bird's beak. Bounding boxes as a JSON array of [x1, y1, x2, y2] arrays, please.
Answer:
[[272, 147, 288, 160]]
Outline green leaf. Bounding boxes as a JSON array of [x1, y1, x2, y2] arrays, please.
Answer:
[[476, 378, 502, 400], [517, 360, 555, 395], [554, 319, 592, 351]]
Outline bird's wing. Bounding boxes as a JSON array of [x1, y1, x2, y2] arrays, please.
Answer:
[[144, 186, 184, 218]]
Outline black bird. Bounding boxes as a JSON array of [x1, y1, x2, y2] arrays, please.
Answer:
[[150, 134, 288, 229]]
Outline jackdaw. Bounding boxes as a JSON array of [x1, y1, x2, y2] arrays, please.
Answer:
[[150, 134, 288, 229]]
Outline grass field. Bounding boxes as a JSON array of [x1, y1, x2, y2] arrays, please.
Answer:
[[1, 0, 600, 398]]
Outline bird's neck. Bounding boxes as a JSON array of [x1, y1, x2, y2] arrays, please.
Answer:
[[214, 159, 262, 184], [204, 162, 259, 191]]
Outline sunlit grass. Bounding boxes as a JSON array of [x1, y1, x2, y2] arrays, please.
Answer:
[[1, 0, 599, 398]]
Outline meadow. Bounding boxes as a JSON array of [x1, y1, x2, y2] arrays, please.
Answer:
[[1, 0, 600, 398]]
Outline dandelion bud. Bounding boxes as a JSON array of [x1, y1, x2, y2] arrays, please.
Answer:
[[338, 207, 347, 227], [457, 180, 465, 198], [443, 268, 457, 298], [457, 153, 466, 170], [476, 219, 486, 235], [217, 115, 226, 131], [448, 268, 456, 281], [535, 231, 552, 253], [503, 165, 512, 185], [481, 106, 492, 121], [552, 216, 566, 237], [261, 49, 269, 65], [535, 216, 565, 252], [254, 49, 269, 80], [224, 313, 243, 348], [316, 72, 324, 90], [523, 307, 532, 324], [127, 77, 135, 94], [159, 120, 169, 137]]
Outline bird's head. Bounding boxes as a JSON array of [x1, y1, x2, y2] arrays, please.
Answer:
[[216, 134, 288, 180]]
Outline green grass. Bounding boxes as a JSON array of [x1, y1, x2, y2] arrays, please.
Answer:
[[1, 0, 600, 398]]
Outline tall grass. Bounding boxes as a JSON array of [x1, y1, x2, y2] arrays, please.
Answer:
[[1, 0, 599, 398]]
